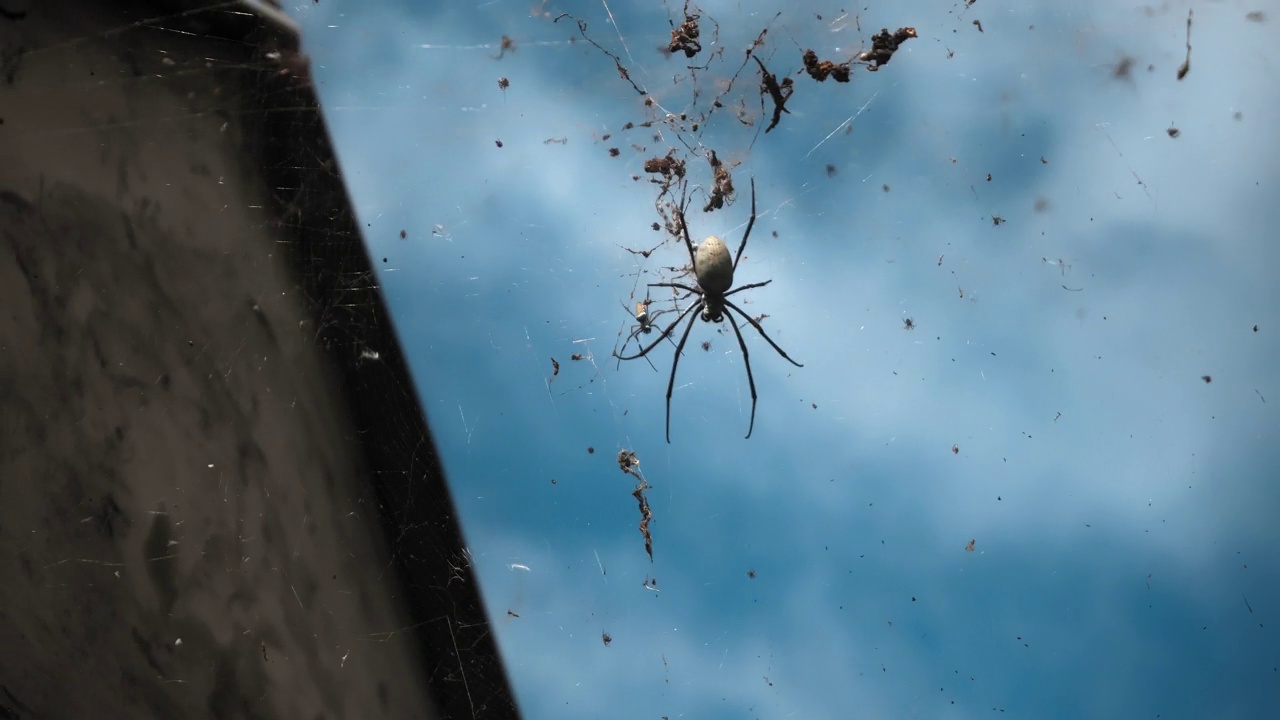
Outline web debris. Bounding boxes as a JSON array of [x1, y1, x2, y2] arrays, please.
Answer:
[[1176, 10, 1193, 80], [666, 0, 704, 59], [618, 449, 654, 561]]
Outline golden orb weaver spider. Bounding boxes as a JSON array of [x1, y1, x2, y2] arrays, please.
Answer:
[[615, 178, 802, 442]]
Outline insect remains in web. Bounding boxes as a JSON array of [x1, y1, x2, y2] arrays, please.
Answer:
[[1176, 10, 1193, 80], [754, 56, 795, 132], [858, 27, 918, 70], [618, 450, 655, 561], [702, 149, 738, 212], [614, 178, 803, 442], [494, 35, 516, 60], [802, 49, 852, 82], [644, 150, 687, 197], [667, 0, 703, 58], [621, 236, 663, 259]]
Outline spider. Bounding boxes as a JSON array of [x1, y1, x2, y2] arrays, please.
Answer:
[[615, 178, 802, 442], [614, 298, 680, 371]]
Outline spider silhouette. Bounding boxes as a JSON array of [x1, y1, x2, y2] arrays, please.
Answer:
[[615, 178, 802, 442]]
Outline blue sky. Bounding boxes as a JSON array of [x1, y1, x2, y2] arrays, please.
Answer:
[[281, 0, 1278, 716]]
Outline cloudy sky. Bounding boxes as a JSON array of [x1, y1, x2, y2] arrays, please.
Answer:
[[283, 0, 1278, 716]]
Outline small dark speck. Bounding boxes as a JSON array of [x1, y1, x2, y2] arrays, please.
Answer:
[[1253, 325, 1259, 332], [1201, 375, 1212, 384], [1167, 127, 1180, 138], [608, 147, 620, 157], [587, 446, 595, 454], [1113, 55, 1135, 79], [882, 184, 891, 192], [1245, 11, 1265, 23], [495, 139, 504, 148], [825, 164, 837, 177], [1234, 111, 1244, 121], [399, 229, 407, 239]]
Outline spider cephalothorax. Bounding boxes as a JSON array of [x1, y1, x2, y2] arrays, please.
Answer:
[[615, 178, 802, 442]]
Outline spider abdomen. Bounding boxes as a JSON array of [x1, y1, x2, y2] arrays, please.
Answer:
[[695, 235, 733, 294]]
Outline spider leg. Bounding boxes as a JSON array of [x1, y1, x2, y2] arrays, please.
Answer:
[[722, 310, 760, 439], [615, 299, 699, 361], [648, 283, 703, 357], [650, 281, 701, 295], [664, 307, 702, 443], [732, 178, 757, 272], [724, 279, 772, 298], [647, 307, 682, 351], [616, 323, 661, 372], [676, 180, 699, 269], [611, 298, 680, 368], [724, 299, 803, 367], [664, 283, 699, 307], [614, 300, 655, 370], [636, 305, 685, 366]]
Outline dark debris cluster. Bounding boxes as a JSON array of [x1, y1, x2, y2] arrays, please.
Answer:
[[859, 27, 919, 71], [667, 1, 702, 58]]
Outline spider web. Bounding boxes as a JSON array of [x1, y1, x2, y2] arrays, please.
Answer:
[[6, 1, 1280, 720], [319, 1, 1280, 718]]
